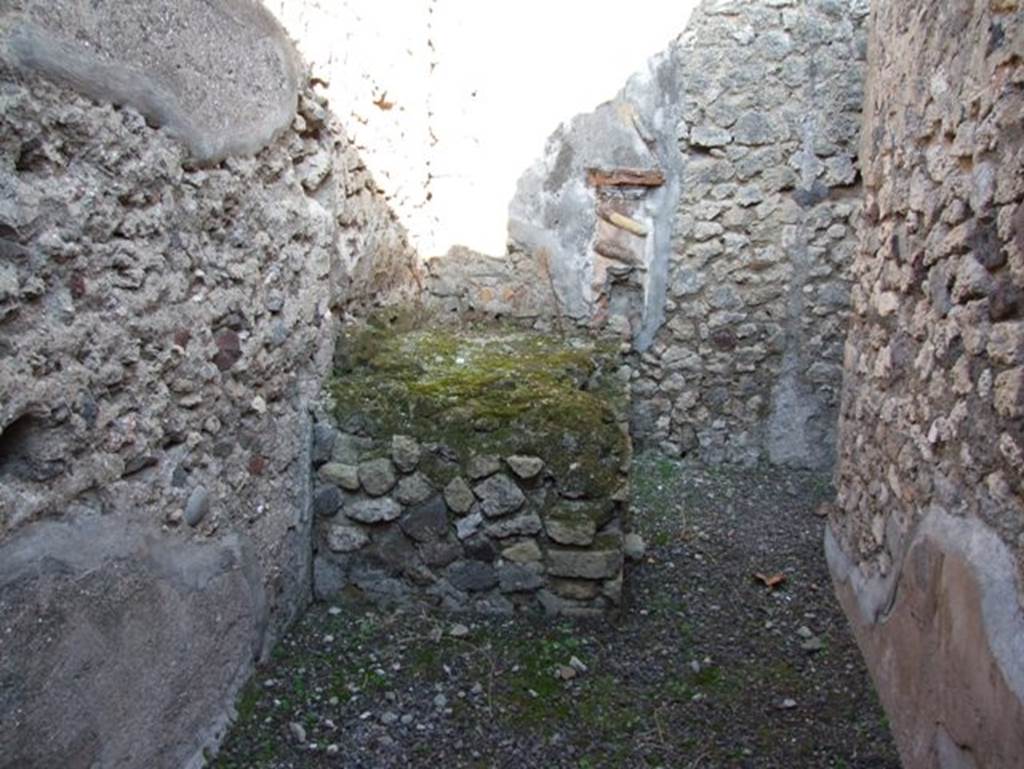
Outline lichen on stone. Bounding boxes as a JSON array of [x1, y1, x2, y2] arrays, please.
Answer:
[[329, 319, 629, 499]]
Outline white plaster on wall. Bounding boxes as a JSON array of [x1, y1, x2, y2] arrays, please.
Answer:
[[269, 0, 699, 256]]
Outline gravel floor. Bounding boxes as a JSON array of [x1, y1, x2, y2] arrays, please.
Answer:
[[212, 454, 900, 769]]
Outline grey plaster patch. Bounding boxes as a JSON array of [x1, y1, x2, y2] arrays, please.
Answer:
[[1, 0, 301, 163], [623, 49, 685, 351], [0, 516, 265, 769], [826, 507, 1024, 705], [508, 91, 677, 342]]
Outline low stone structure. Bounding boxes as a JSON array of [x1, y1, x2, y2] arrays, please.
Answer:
[[415, 0, 868, 470], [829, 0, 1024, 766], [312, 324, 635, 615]]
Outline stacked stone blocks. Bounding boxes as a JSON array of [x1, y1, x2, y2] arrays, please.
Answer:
[[312, 326, 634, 616]]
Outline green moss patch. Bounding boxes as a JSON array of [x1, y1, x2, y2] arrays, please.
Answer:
[[330, 323, 629, 499]]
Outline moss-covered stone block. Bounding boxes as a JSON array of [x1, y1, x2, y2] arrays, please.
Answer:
[[314, 321, 634, 616], [330, 324, 629, 499]]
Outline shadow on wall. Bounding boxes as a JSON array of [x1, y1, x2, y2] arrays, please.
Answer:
[[0, 413, 64, 485]]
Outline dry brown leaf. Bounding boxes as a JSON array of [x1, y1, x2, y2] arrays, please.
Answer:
[[373, 92, 395, 111], [754, 572, 787, 589]]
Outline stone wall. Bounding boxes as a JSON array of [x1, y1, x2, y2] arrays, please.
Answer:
[[421, 246, 557, 324], [509, 0, 868, 468], [827, 1, 1024, 766], [273, 0, 867, 470], [313, 326, 637, 617], [0, 3, 418, 767]]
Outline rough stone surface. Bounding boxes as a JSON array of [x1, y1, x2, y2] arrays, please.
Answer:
[[484, 513, 544, 540], [326, 524, 370, 553], [474, 474, 526, 518], [550, 578, 601, 601], [347, 566, 413, 606], [313, 486, 344, 518], [444, 476, 476, 515], [624, 532, 647, 561], [319, 463, 361, 491], [400, 496, 449, 543], [504, 0, 867, 468], [312, 423, 339, 467], [463, 533, 498, 563], [447, 561, 499, 593], [0, 10, 420, 762], [829, 2, 1024, 766], [456, 510, 484, 541], [546, 546, 624, 581], [506, 454, 545, 480], [498, 563, 545, 593], [358, 458, 398, 497], [422, 246, 558, 321], [394, 472, 434, 506], [545, 514, 597, 547], [184, 486, 211, 527], [331, 433, 373, 465], [315, 328, 633, 616], [346, 497, 403, 524], [371, 527, 420, 577], [502, 540, 543, 564], [467, 454, 502, 480], [391, 434, 421, 473], [419, 539, 462, 568]]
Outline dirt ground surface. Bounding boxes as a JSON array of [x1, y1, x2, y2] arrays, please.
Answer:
[[212, 454, 900, 769]]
